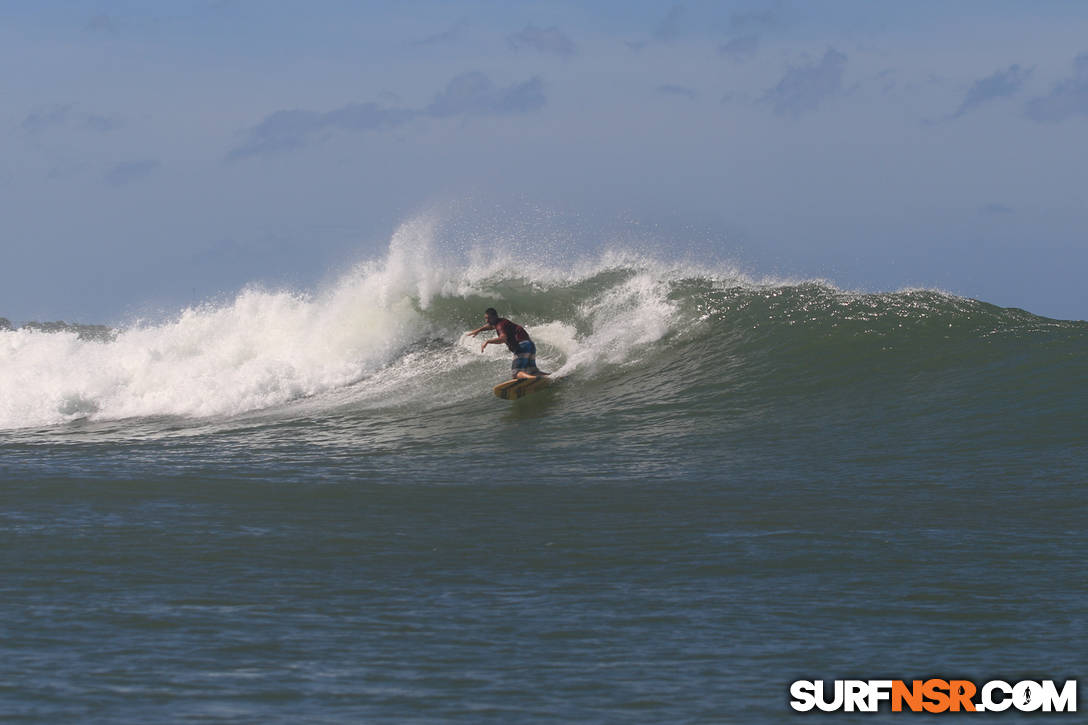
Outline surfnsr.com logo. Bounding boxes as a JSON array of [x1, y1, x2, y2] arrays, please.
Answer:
[[790, 679, 1077, 713]]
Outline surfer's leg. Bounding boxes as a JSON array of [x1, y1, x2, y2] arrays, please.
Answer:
[[511, 341, 539, 379]]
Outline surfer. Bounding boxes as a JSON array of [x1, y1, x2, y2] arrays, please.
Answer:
[[465, 308, 548, 380]]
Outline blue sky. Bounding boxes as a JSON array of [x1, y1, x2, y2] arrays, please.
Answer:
[[3, 0, 1088, 322]]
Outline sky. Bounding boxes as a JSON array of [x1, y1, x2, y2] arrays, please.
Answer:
[[3, 0, 1087, 323]]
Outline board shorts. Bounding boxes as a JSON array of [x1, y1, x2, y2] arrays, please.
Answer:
[[511, 339, 539, 375]]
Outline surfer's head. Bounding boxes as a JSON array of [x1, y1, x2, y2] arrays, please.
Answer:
[[484, 308, 499, 325]]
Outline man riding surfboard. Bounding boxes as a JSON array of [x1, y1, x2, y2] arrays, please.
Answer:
[[465, 308, 548, 380]]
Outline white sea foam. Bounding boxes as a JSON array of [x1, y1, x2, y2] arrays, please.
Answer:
[[0, 214, 767, 429]]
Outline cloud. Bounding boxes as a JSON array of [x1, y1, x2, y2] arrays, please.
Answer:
[[721, 90, 754, 105], [508, 24, 576, 56], [425, 72, 545, 117], [950, 64, 1031, 119], [229, 73, 546, 160], [227, 104, 417, 160], [763, 48, 847, 118], [718, 10, 779, 64], [85, 14, 117, 35], [730, 10, 779, 31], [718, 35, 759, 63], [105, 160, 159, 187], [82, 114, 122, 133], [657, 84, 698, 100], [653, 4, 685, 42], [980, 203, 1014, 215], [21, 104, 122, 134], [1025, 52, 1088, 122], [21, 105, 72, 133], [626, 4, 684, 51], [411, 20, 466, 47], [324, 105, 417, 130], [873, 69, 898, 95]]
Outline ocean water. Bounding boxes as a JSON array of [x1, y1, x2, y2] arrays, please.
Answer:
[[2, 219, 1086, 722]]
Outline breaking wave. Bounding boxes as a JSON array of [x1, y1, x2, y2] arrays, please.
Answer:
[[1, 215, 1084, 432]]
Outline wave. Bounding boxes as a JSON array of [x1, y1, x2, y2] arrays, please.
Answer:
[[1, 215, 1084, 431]]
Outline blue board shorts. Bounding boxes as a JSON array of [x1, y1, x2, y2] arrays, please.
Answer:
[[511, 339, 539, 375]]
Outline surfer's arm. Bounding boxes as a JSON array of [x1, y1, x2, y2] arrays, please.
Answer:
[[480, 333, 507, 352], [465, 324, 495, 338]]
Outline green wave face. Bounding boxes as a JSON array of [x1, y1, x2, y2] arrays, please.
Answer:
[[419, 269, 1084, 393]]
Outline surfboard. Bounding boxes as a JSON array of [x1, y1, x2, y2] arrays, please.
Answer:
[[493, 376, 551, 400]]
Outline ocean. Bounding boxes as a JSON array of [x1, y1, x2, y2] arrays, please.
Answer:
[[2, 220, 1085, 722]]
